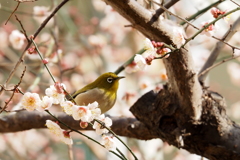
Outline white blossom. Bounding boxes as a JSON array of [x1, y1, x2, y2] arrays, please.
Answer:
[[21, 92, 41, 111], [36, 96, 53, 111], [9, 30, 25, 49], [60, 100, 75, 115], [93, 114, 112, 135], [101, 135, 116, 151], [88, 101, 101, 121], [72, 105, 92, 122], [45, 84, 65, 104], [46, 120, 73, 145]]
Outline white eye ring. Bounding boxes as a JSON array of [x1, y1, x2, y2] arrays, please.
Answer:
[[107, 77, 113, 83]]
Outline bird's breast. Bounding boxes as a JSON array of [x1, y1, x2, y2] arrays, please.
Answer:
[[74, 88, 116, 113]]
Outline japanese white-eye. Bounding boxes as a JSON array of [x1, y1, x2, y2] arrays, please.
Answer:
[[70, 72, 124, 113]]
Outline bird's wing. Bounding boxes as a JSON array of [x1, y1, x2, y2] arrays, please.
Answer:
[[71, 84, 94, 98]]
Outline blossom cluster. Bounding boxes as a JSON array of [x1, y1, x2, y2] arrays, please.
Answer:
[[159, 19, 186, 48], [201, 7, 230, 37], [20, 82, 116, 150], [126, 38, 171, 73]]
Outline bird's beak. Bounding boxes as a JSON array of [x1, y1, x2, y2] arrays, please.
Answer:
[[117, 76, 125, 80]]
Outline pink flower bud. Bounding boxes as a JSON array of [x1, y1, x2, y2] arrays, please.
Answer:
[[151, 41, 157, 48], [211, 7, 225, 18], [42, 58, 49, 64], [80, 121, 89, 128], [156, 48, 171, 58], [27, 46, 36, 54], [63, 130, 71, 138], [29, 35, 34, 39], [156, 42, 164, 48], [54, 82, 64, 94], [145, 55, 155, 65]]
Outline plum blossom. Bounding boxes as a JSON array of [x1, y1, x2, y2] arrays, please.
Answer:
[[9, 30, 25, 49], [171, 28, 186, 48], [33, 6, 51, 25], [36, 96, 53, 111], [72, 105, 92, 122], [45, 120, 73, 145], [156, 48, 171, 58], [60, 100, 75, 115], [93, 114, 112, 135], [88, 34, 106, 47], [134, 54, 147, 69], [21, 92, 42, 111], [159, 19, 185, 48], [143, 38, 156, 56], [201, 21, 217, 37], [101, 135, 116, 151], [125, 54, 147, 73], [45, 83, 66, 104], [88, 101, 101, 121]]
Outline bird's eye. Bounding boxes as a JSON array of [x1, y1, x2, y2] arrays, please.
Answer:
[[107, 77, 113, 83]]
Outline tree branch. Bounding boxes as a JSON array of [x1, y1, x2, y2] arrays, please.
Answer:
[[130, 89, 240, 160], [148, 0, 179, 25], [0, 110, 156, 140], [198, 16, 240, 82], [0, 0, 70, 95], [103, 0, 202, 120]]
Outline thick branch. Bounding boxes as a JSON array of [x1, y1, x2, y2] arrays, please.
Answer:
[[103, 0, 202, 120], [0, 110, 156, 140], [130, 89, 240, 160]]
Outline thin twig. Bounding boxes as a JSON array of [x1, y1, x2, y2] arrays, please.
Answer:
[[45, 110, 125, 160], [31, 38, 76, 104], [15, 0, 37, 2], [50, 29, 63, 81], [116, 148, 128, 160], [114, 48, 146, 75], [181, 0, 225, 25], [124, 24, 134, 28], [148, 0, 179, 25], [198, 15, 240, 82], [154, 52, 172, 59], [212, 36, 240, 50], [94, 119, 138, 160], [31, 38, 56, 83], [150, 0, 200, 30], [2, 0, 70, 95], [181, 7, 240, 48], [5, 2, 20, 25], [1, 6, 43, 16], [15, 15, 30, 42], [0, 66, 26, 113], [198, 55, 240, 78], [230, 0, 240, 7]]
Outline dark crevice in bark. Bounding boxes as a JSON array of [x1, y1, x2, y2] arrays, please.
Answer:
[[130, 89, 240, 160]]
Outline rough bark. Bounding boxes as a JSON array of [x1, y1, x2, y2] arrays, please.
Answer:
[[0, 110, 156, 140], [101, 0, 240, 159], [103, 0, 202, 121]]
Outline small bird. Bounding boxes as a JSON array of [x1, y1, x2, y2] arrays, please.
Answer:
[[69, 72, 124, 113]]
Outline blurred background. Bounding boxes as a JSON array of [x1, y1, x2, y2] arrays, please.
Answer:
[[0, 0, 240, 159]]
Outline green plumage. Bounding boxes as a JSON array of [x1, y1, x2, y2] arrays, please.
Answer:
[[70, 72, 124, 113]]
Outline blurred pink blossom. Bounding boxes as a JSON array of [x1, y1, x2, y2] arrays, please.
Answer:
[[9, 30, 25, 49]]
